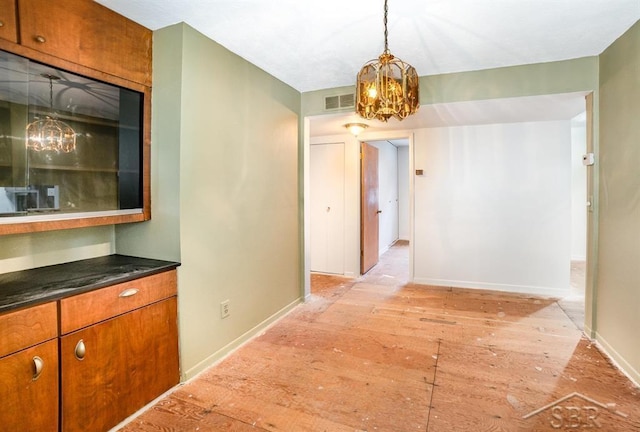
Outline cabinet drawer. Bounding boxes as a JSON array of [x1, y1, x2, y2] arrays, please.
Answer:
[[60, 270, 177, 334], [0, 302, 57, 358], [0, 0, 18, 43]]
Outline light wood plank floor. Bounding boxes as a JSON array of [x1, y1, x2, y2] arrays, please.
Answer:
[[118, 242, 639, 431]]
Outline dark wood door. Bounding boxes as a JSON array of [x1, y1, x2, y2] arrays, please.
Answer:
[[361, 142, 379, 274]]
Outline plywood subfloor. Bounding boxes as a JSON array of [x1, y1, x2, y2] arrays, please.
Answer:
[[118, 244, 639, 431]]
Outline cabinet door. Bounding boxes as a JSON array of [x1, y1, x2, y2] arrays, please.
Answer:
[[61, 297, 179, 432], [0, 0, 17, 43], [18, 0, 152, 85], [0, 339, 59, 431]]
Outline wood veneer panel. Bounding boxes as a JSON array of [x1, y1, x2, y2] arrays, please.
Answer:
[[59, 269, 177, 334], [17, 0, 151, 86], [0, 0, 17, 43], [61, 297, 179, 432], [0, 339, 59, 431], [0, 302, 57, 357]]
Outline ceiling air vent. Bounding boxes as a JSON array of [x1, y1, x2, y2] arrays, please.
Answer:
[[324, 93, 355, 111]]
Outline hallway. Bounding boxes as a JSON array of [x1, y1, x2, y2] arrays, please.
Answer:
[[118, 243, 639, 431]]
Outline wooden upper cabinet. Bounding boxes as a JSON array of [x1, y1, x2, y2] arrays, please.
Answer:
[[0, 0, 18, 43], [17, 0, 152, 86]]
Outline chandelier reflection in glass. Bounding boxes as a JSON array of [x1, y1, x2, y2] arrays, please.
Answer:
[[26, 74, 76, 153], [356, 0, 419, 122]]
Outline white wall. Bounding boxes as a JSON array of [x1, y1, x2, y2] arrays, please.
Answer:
[[398, 146, 410, 241], [368, 141, 399, 254], [413, 120, 572, 295], [570, 114, 587, 261]]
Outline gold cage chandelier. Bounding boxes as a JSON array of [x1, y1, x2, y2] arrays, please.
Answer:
[[26, 74, 76, 153], [356, 0, 419, 122]]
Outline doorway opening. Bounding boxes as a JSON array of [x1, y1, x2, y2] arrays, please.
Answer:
[[360, 138, 410, 279], [358, 240, 410, 285], [558, 109, 588, 331]]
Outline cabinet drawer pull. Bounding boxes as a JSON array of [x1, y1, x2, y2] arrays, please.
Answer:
[[35, 35, 46, 43], [119, 288, 139, 298], [32, 356, 44, 381], [75, 339, 86, 361], [0, 20, 4, 28]]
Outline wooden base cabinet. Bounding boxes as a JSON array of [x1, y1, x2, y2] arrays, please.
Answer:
[[61, 297, 179, 432], [0, 258, 179, 431], [0, 302, 59, 431], [59, 270, 179, 432]]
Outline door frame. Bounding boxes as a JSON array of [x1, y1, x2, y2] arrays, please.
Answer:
[[304, 94, 595, 336]]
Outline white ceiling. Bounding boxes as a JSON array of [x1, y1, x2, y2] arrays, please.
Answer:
[[95, 0, 637, 134], [96, 0, 639, 93]]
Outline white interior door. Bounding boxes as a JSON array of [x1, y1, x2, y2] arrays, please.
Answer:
[[310, 143, 345, 274]]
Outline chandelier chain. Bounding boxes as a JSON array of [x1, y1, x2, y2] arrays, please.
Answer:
[[383, 0, 389, 54], [49, 76, 54, 112]]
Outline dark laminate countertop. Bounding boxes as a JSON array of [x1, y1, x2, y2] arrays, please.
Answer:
[[0, 254, 180, 314]]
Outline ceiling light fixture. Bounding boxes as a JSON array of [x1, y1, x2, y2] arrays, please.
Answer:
[[344, 122, 369, 137], [26, 74, 76, 153], [356, 0, 419, 122]]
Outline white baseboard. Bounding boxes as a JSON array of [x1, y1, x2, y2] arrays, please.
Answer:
[[182, 297, 302, 381], [412, 277, 569, 297], [594, 332, 640, 387]]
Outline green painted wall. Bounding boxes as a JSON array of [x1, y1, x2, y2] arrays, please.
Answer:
[[595, 20, 640, 383], [302, 57, 599, 116], [0, 226, 114, 273], [116, 23, 302, 379], [115, 25, 183, 263]]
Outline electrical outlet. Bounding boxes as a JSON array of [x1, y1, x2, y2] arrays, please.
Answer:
[[220, 300, 230, 319]]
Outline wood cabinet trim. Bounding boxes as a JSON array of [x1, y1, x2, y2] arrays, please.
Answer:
[[0, 38, 150, 92]]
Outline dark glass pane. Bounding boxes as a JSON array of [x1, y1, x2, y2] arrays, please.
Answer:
[[0, 50, 143, 218]]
